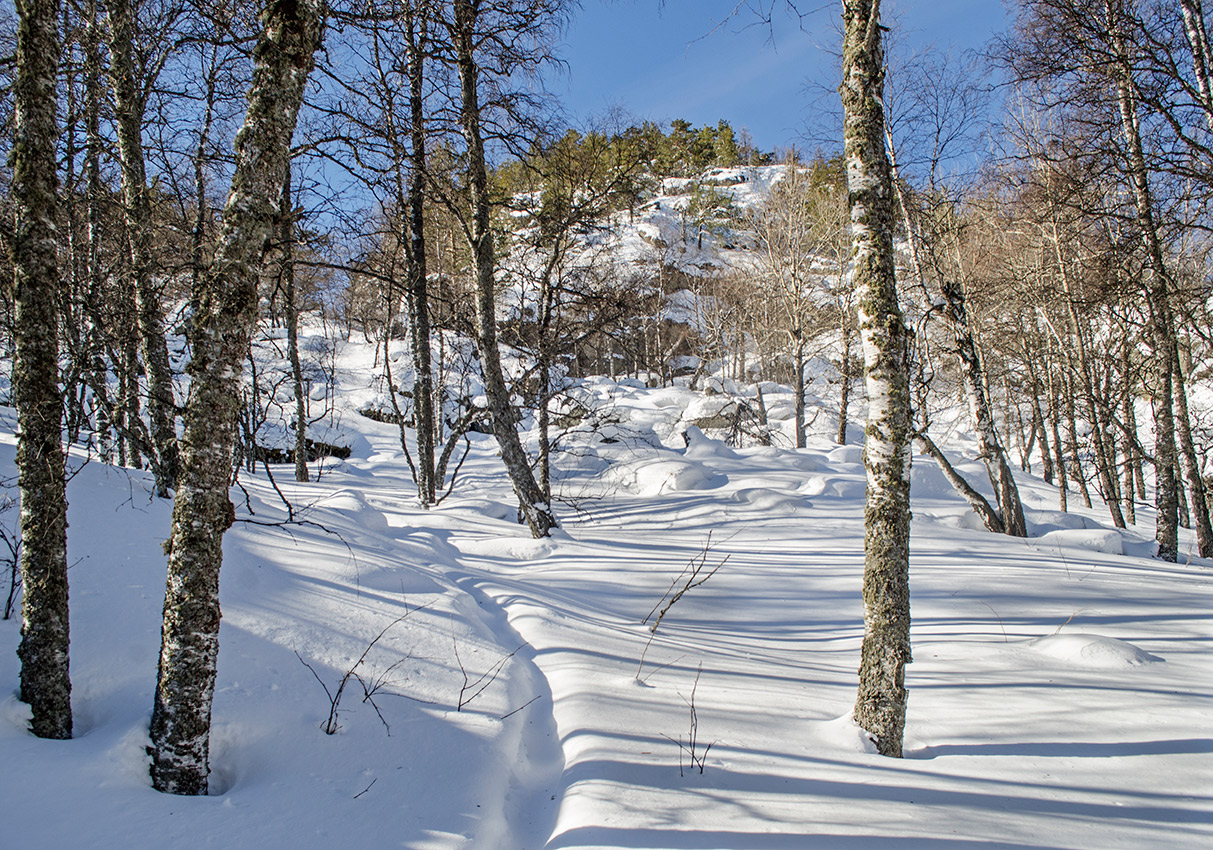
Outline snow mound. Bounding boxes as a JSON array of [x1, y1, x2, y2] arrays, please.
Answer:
[[1027, 634, 1162, 669], [1038, 529, 1124, 556], [1028, 509, 1103, 534], [312, 488, 388, 532], [608, 459, 726, 496], [808, 714, 879, 755], [827, 445, 864, 466], [729, 487, 807, 514], [799, 474, 863, 499], [681, 426, 740, 460]]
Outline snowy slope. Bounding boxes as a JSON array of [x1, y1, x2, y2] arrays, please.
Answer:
[[1, 330, 1211, 850]]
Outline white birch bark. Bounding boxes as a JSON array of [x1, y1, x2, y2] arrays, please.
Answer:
[[843, 0, 913, 758], [149, 0, 323, 795]]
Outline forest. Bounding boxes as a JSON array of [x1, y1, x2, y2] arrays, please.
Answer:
[[0, 0, 1210, 847]]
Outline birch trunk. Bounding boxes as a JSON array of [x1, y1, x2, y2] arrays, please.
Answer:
[[843, 0, 912, 759], [837, 319, 852, 445], [405, 3, 436, 504], [449, 0, 554, 537], [83, 0, 113, 464], [149, 0, 322, 795], [281, 169, 309, 482], [940, 280, 1027, 537], [107, 0, 178, 496], [13, 0, 72, 740], [793, 333, 806, 449], [1180, 0, 1213, 132], [1108, 0, 1179, 560], [1173, 349, 1213, 555]]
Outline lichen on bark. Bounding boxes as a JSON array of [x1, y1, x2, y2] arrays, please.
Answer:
[[841, 0, 913, 758], [12, 0, 73, 741], [148, 0, 324, 795]]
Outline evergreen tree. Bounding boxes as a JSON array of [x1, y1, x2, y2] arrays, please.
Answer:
[[714, 119, 739, 166]]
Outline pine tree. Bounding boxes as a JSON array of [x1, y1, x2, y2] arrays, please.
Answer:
[[714, 119, 740, 166]]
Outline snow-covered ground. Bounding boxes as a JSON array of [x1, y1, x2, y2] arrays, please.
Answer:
[[1, 330, 1210, 850]]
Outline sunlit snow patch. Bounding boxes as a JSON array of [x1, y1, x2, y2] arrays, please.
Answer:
[[1037, 529, 1124, 556], [608, 459, 726, 496]]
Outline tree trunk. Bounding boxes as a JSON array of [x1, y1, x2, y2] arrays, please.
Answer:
[[793, 332, 806, 449], [149, 0, 322, 796], [281, 168, 309, 482], [1173, 348, 1213, 555], [82, 0, 113, 464], [1025, 345, 1053, 484], [13, 0, 72, 741], [940, 280, 1027, 537], [1108, 0, 1178, 560], [837, 319, 852, 445], [914, 432, 1004, 534], [107, 0, 178, 496], [843, 0, 912, 759], [404, 3, 435, 504], [449, 0, 554, 538], [1180, 0, 1213, 132]]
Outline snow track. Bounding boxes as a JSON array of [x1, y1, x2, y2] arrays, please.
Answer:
[[448, 574, 565, 850]]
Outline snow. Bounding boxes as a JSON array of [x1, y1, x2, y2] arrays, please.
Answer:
[[2, 332, 1212, 850]]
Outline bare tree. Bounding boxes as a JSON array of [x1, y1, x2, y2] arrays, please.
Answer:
[[11, 0, 72, 741], [749, 159, 849, 448], [440, 0, 571, 537], [149, 0, 323, 796], [843, 0, 913, 758]]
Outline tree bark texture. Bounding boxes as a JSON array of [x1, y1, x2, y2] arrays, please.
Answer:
[[12, 0, 72, 740], [450, 0, 555, 537], [149, 0, 322, 795], [842, 0, 912, 758], [107, 0, 179, 496]]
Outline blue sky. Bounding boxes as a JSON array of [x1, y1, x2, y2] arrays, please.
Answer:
[[550, 0, 1012, 153]]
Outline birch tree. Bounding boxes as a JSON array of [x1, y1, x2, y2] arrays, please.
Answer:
[[441, 0, 567, 538], [148, 0, 323, 795], [842, 0, 913, 758], [106, 0, 181, 497], [12, 0, 72, 741]]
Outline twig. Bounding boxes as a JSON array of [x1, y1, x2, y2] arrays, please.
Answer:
[[1053, 609, 1085, 635], [500, 694, 542, 720], [637, 534, 728, 679], [297, 610, 416, 734], [662, 663, 714, 777], [453, 626, 525, 712], [639, 654, 687, 686], [978, 601, 1008, 643], [353, 778, 377, 799]]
